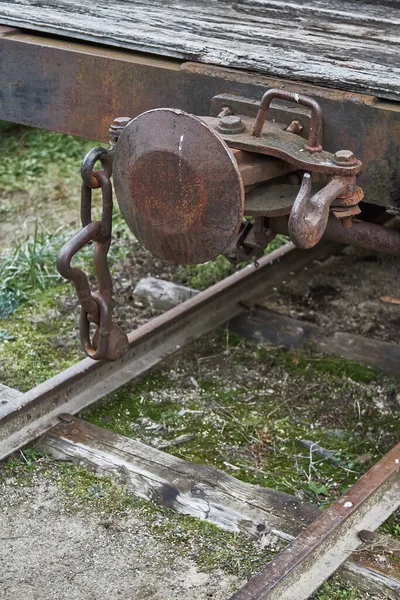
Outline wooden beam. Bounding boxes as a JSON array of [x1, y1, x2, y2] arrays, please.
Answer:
[[41, 416, 318, 539], [39, 416, 400, 598], [131, 277, 400, 377], [229, 307, 400, 378], [1, 0, 399, 100]]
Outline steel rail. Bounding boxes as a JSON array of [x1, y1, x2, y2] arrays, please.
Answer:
[[0, 240, 340, 462], [230, 441, 400, 600]]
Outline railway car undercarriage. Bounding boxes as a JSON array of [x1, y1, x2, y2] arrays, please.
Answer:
[[56, 87, 400, 361]]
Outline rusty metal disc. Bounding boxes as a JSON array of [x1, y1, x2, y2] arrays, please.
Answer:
[[113, 108, 244, 264]]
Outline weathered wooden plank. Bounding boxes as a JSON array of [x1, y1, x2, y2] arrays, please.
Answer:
[[41, 416, 319, 539], [39, 416, 400, 598], [132, 277, 400, 377], [229, 307, 400, 377], [0, 0, 400, 99], [2, 378, 399, 596]]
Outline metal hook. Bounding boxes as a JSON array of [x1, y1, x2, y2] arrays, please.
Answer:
[[288, 173, 349, 249]]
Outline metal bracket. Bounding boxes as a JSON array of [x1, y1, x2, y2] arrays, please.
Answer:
[[211, 93, 312, 141], [200, 114, 361, 176]]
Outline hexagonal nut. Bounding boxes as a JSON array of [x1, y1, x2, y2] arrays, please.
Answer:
[[334, 150, 357, 165], [216, 115, 246, 135]]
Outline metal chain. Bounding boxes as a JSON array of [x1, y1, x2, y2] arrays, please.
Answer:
[[57, 147, 129, 361]]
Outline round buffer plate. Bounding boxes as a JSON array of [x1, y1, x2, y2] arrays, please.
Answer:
[[113, 109, 244, 264]]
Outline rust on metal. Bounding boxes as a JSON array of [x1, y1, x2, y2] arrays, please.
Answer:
[[285, 120, 304, 135], [113, 108, 245, 264], [232, 149, 295, 187], [109, 116, 131, 146], [216, 114, 246, 134], [288, 173, 363, 249], [252, 89, 323, 152], [200, 115, 362, 176], [57, 147, 129, 361], [244, 183, 297, 218], [229, 441, 400, 600], [1, 33, 400, 210], [333, 150, 359, 166], [324, 217, 400, 256], [271, 215, 400, 257]]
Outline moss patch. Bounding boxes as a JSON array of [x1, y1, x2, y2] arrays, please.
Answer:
[[83, 334, 400, 506], [177, 234, 289, 290], [1, 454, 274, 582], [0, 284, 81, 390]]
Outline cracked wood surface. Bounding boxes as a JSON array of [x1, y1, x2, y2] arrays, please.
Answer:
[[40, 416, 400, 598], [0, 1, 399, 100]]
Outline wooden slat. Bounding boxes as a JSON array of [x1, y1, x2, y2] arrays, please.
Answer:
[[40, 416, 400, 598], [229, 307, 400, 377], [42, 417, 319, 539], [0, 0, 399, 99]]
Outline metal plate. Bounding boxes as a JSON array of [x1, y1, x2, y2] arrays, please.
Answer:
[[113, 108, 244, 264], [245, 183, 296, 217]]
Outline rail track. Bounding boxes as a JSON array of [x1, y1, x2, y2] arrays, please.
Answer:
[[1, 240, 399, 599]]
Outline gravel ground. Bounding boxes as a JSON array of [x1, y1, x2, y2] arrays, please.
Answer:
[[0, 478, 241, 600], [263, 244, 400, 343]]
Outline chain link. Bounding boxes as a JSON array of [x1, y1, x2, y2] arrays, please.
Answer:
[[57, 147, 129, 361]]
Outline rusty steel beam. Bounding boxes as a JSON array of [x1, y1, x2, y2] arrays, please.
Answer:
[[230, 441, 400, 600], [270, 215, 400, 257], [0, 28, 400, 209]]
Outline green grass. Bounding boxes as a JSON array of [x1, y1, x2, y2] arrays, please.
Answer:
[[83, 333, 400, 505], [0, 122, 94, 191], [0, 123, 134, 318], [178, 234, 289, 290], [1, 209, 129, 287], [1, 225, 65, 296]]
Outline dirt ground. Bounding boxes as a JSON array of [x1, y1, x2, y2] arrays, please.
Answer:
[[0, 479, 240, 600], [263, 243, 400, 344]]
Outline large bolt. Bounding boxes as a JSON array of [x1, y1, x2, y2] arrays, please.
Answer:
[[109, 116, 131, 144], [216, 115, 246, 135], [217, 106, 233, 118], [358, 530, 377, 543], [333, 150, 358, 165]]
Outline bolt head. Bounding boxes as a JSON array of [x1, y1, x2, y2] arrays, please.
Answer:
[[112, 116, 131, 128], [358, 530, 377, 542], [109, 117, 132, 143], [334, 150, 357, 165], [217, 115, 246, 135], [59, 413, 74, 423], [286, 119, 304, 134]]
